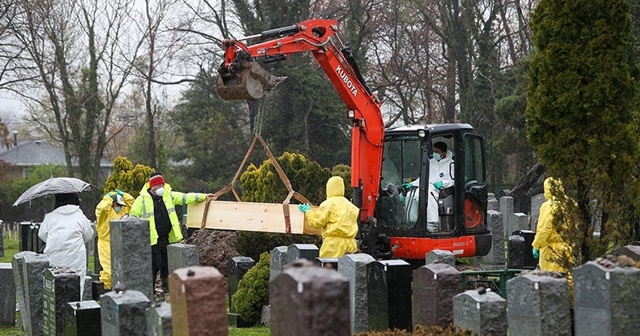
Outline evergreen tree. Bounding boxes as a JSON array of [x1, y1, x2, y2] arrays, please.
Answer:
[[527, 0, 640, 261]]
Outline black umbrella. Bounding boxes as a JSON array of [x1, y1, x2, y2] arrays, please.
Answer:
[[13, 177, 92, 206]]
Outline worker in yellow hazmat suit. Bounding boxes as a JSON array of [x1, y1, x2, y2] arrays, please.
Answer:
[[532, 177, 574, 272], [95, 189, 134, 289], [298, 176, 359, 258]]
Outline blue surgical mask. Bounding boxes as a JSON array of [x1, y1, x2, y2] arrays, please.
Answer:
[[155, 187, 165, 197], [114, 206, 123, 213], [433, 153, 441, 161]]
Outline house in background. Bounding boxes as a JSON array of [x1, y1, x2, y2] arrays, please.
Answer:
[[0, 138, 113, 180]]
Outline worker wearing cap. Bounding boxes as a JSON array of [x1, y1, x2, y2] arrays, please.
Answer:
[[95, 189, 135, 289], [130, 172, 216, 293]]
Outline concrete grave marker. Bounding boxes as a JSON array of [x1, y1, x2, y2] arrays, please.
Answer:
[[65, 300, 101, 336], [573, 261, 640, 336], [12, 251, 37, 331], [270, 265, 350, 336], [110, 218, 153, 300], [367, 259, 413, 331], [0, 263, 16, 326], [146, 301, 172, 336], [100, 289, 150, 336], [167, 243, 199, 274], [338, 253, 375, 334], [43, 266, 81, 336], [453, 288, 507, 336], [23, 253, 50, 336], [269, 246, 288, 281], [412, 263, 462, 329], [507, 271, 570, 336], [169, 266, 228, 336]]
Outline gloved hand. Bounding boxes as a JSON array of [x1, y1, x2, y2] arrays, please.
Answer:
[[298, 203, 311, 214], [532, 248, 539, 259], [401, 182, 413, 191], [115, 189, 124, 197], [433, 181, 444, 189], [105, 191, 115, 198]]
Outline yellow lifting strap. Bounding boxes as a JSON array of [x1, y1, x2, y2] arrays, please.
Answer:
[[201, 135, 312, 233]]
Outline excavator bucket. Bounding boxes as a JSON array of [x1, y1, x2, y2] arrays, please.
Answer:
[[216, 61, 286, 100]]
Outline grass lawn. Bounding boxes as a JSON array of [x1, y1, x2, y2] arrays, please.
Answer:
[[1, 235, 271, 335]]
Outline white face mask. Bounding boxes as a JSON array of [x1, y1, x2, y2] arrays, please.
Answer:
[[155, 187, 165, 197]]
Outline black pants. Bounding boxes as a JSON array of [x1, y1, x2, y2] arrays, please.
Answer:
[[152, 237, 169, 291]]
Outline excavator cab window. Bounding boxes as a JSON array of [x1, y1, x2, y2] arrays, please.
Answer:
[[378, 136, 421, 229]]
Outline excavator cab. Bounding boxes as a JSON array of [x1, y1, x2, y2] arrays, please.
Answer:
[[364, 124, 492, 260]]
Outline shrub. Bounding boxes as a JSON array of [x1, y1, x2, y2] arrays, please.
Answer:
[[232, 252, 270, 324]]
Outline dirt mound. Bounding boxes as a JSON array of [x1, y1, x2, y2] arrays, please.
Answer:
[[185, 229, 238, 277]]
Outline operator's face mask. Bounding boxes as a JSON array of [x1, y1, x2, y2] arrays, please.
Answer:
[[433, 152, 442, 161], [155, 187, 165, 197], [114, 206, 123, 213]]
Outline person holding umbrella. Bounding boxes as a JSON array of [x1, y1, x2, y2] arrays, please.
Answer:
[[95, 189, 134, 290], [38, 193, 95, 293]]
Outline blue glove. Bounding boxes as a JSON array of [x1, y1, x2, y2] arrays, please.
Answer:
[[105, 191, 115, 198], [298, 203, 311, 213], [532, 248, 539, 259], [433, 181, 443, 189], [115, 189, 124, 197], [401, 182, 413, 191]]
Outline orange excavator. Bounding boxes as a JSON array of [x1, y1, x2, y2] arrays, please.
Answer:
[[216, 19, 491, 261]]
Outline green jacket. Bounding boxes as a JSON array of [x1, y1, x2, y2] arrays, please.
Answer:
[[130, 182, 207, 245]]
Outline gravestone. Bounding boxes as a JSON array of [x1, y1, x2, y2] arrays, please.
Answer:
[[367, 259, 413, 331], [286, 244, 319, 264], [487, 193, 499, 212], [167, 243, 199, 274], [512, 230, 537, 269], [314, 257, 339, 270], [412, 263, 462, 329], [12, 251, 37, 331], [43, 267, 81, 336], [499, 196, 514, 238], [425, 250, 455, 266], [338, 253, 376, 334], [82, 276, 92, 301], [169, 266, 228, 336], [92, 281, 105, 301], [507, 272, 570, 336], [270, 265, 350, 336], [269, 246, 288, 281], [93, 236, 102, 275], [453, 288, 507, 336], [23, 253, 50, 336], [611, 244, 640, 261], [146, 301, 172, 336], [514, 213, 529, 231], [110, 218, 153, 300], [0, 221, 3, 257], [573, 261, 640, 336], [100, 289, 150, 335], [481, 210, 505, 265], [65, 300, 101, 336], [227, 256, 255, 327], [530, 193, 546, 232], [0, 263, 16, 326], [507, 235, 526, 269]]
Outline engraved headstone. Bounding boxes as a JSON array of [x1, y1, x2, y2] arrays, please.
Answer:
[[338, 253, 375, 334], [573, 261, 640, 336], [453, 288, 507, 336], [0, 263, 16, 326], [146, 301, 172, 336], [65, 300, 101, 336], [286, 244, 319, 264], [167, 243, 199, 274], [425, 250, 455, 266], [412, 263, 462, 328], [367, 260, 413, 331], [512, 230, 537, 269], [100, 289, 150, 336], [269, 246, 288, 281], [23, 253, 50, 336], [270, 265, 350, 336], [227, 256, 255, 328], [43, 267, 81, 336], [507, 235, 526, 269], [110, 218, 153, 300], [169, 266, 228, 336], [507, 272, 570, 336], [12, 251, 37, 331]]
